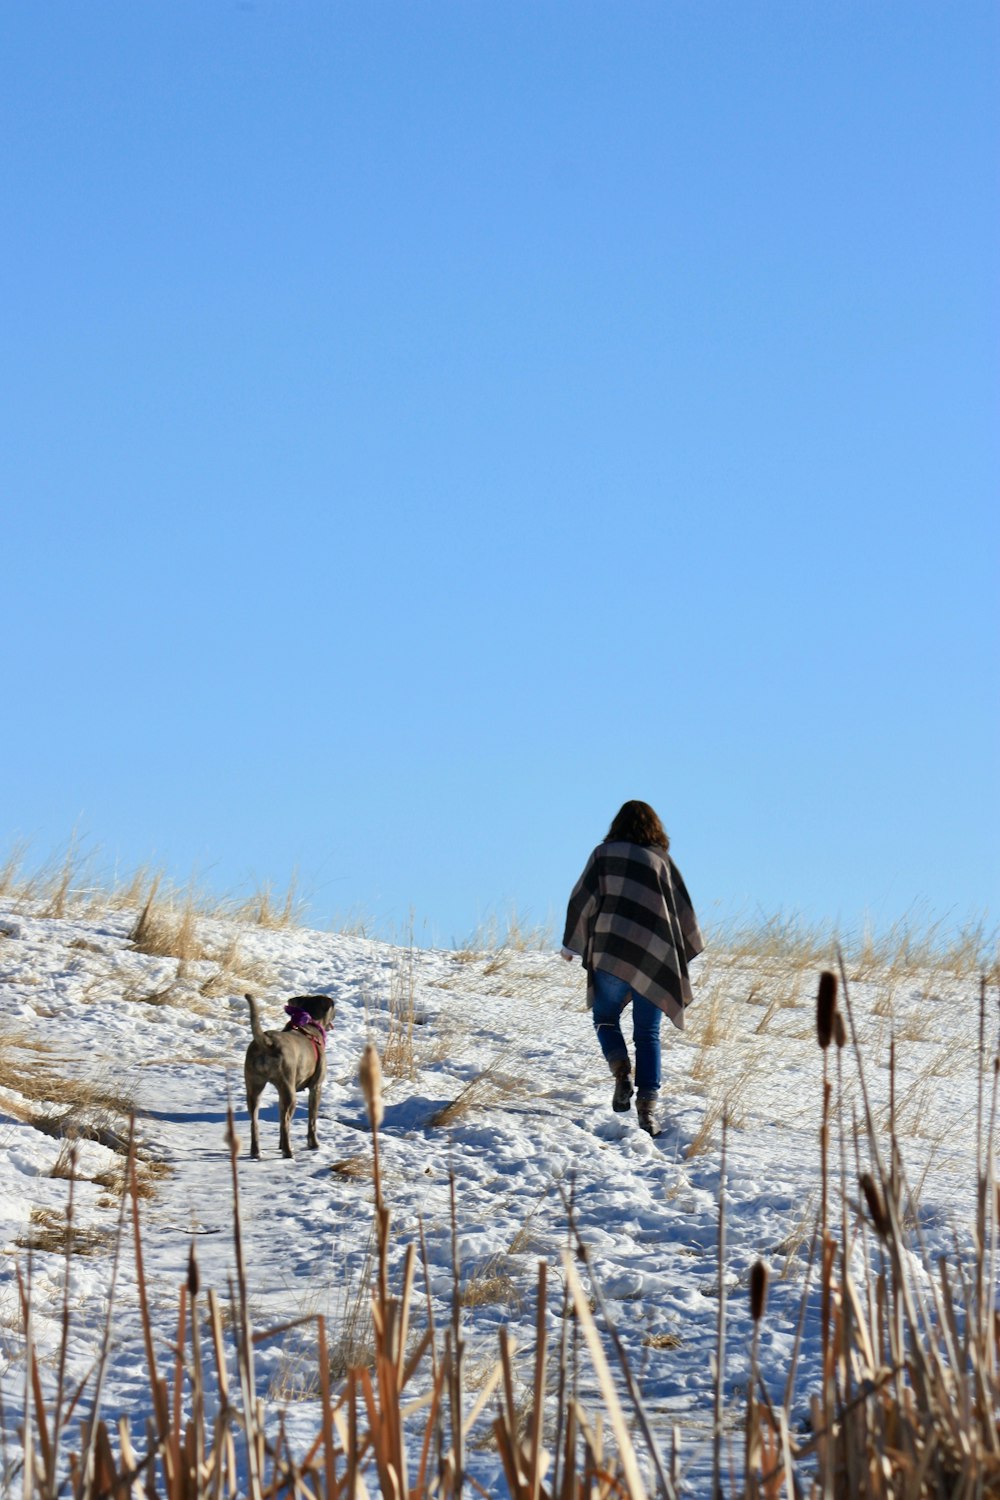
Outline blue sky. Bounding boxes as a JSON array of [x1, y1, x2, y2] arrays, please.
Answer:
[[3, 2, 997, 946]]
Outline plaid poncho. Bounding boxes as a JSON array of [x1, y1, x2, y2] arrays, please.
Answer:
[[562, 841, 704, 1031]]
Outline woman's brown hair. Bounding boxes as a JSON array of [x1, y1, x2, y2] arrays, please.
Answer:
[[605, 800, 669, 849]]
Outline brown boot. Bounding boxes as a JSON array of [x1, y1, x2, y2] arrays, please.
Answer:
[[611, 1059, 633, 1112], [636, 1092, 658, 1136]]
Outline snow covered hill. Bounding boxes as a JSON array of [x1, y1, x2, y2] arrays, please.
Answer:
[[0, 893, 991, 1493]]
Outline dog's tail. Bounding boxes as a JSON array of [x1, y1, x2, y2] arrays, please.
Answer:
[[245, 993, 276, 1051]]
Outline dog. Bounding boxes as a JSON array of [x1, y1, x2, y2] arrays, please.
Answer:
[[244, 992, 336, 1159]]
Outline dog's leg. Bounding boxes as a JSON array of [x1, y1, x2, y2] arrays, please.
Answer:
[[246, 1073, 262, 1160], [307, 1083, 321, 1150], [277, 1079, 296, 1159]]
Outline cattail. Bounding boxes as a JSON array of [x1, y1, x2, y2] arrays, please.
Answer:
[[816, 971, 838, 1049], [749, 1259, 769, 1322], [833, 1010, 847, 1049], [187, 1241, 200, 1298], [860, 1172, 890, 1238], [359, 1042, 384, 1130]]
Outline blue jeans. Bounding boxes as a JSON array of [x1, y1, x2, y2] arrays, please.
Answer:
[[591, 968, 662, 1094]]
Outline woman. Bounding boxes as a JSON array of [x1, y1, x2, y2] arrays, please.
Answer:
[[562, 800, 704, 1135]]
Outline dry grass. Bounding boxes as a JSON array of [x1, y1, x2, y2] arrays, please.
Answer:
[[0, 842, 163, 921], [428, 1046, 526, 1126], [688, 986, 726, 1055], [926, 1032, 969, 1078], [713, 913, 834, 972], [120, 977, 186, 1007], [326, 1224, 378, 1379], [0, 1030, 134, 1119], [895, 1004, 934, 1044], [686, 1063, 754, 1158], [711, 910, 999, 987], [688, 986, 743, 1081], [0, 837, 94, 918], [0, 844, 308, 987], [330, 906, 375, 939], [266, 1348, 323, 1404], [329, 1154, 374, 1179], [685, 1095, 728, 1159], [0, 1026, 151, 1178], [382, 939, 417, 1080], [0, 1020, 53, 1066], [507, 1178, 559, 1256], [199, 936, 277, 995], [0, 840, 29, 901], [49, 1139, 84, 1179], [771, 1194, 816, 1277], [642, 1331, 684, 1350], [105, 864, 161, 911], [871, 979, 898, 1018], [848, 914, 999, 983], [129, 883, 209, 962], [48, 1139, 170, 1200], [752, 992, 782, 1034], [880, 1073, 937, 1138], [75, 968, 215, 1018], [16, 1204, 114, 1258], [500, 910, 553, 951], [236, 877, 303, 930], [27, 1105, 134, 1156], [40, 843, 87, 920], [197, 967, 237, 999], [459, 1256, 522, 1312], [126, 902, 277, 998], [452, 908, 552, 965], [95, 1157, 172, 1198], [265, 1280, 354, 1405]]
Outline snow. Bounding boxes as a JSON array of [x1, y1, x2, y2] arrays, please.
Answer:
[[0, 898, 992, 1494]]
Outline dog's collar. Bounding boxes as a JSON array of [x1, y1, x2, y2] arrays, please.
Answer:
[[284, 1004, 328, 1046]]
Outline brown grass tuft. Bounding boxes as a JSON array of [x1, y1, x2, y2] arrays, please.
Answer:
[[329, 1154, 374, 1179], [428, 1048, 525, 1126], [129, 884, 208, 962], [460, 1258, 522, 1311], [16, 1205, 114, 1258], [642, 1331, 684, 1350], [236, 877, 302, 929], [48, 1141, 170, 1201], [686, 1065, 753, 1157], [0, 1031, 135, 1128]]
